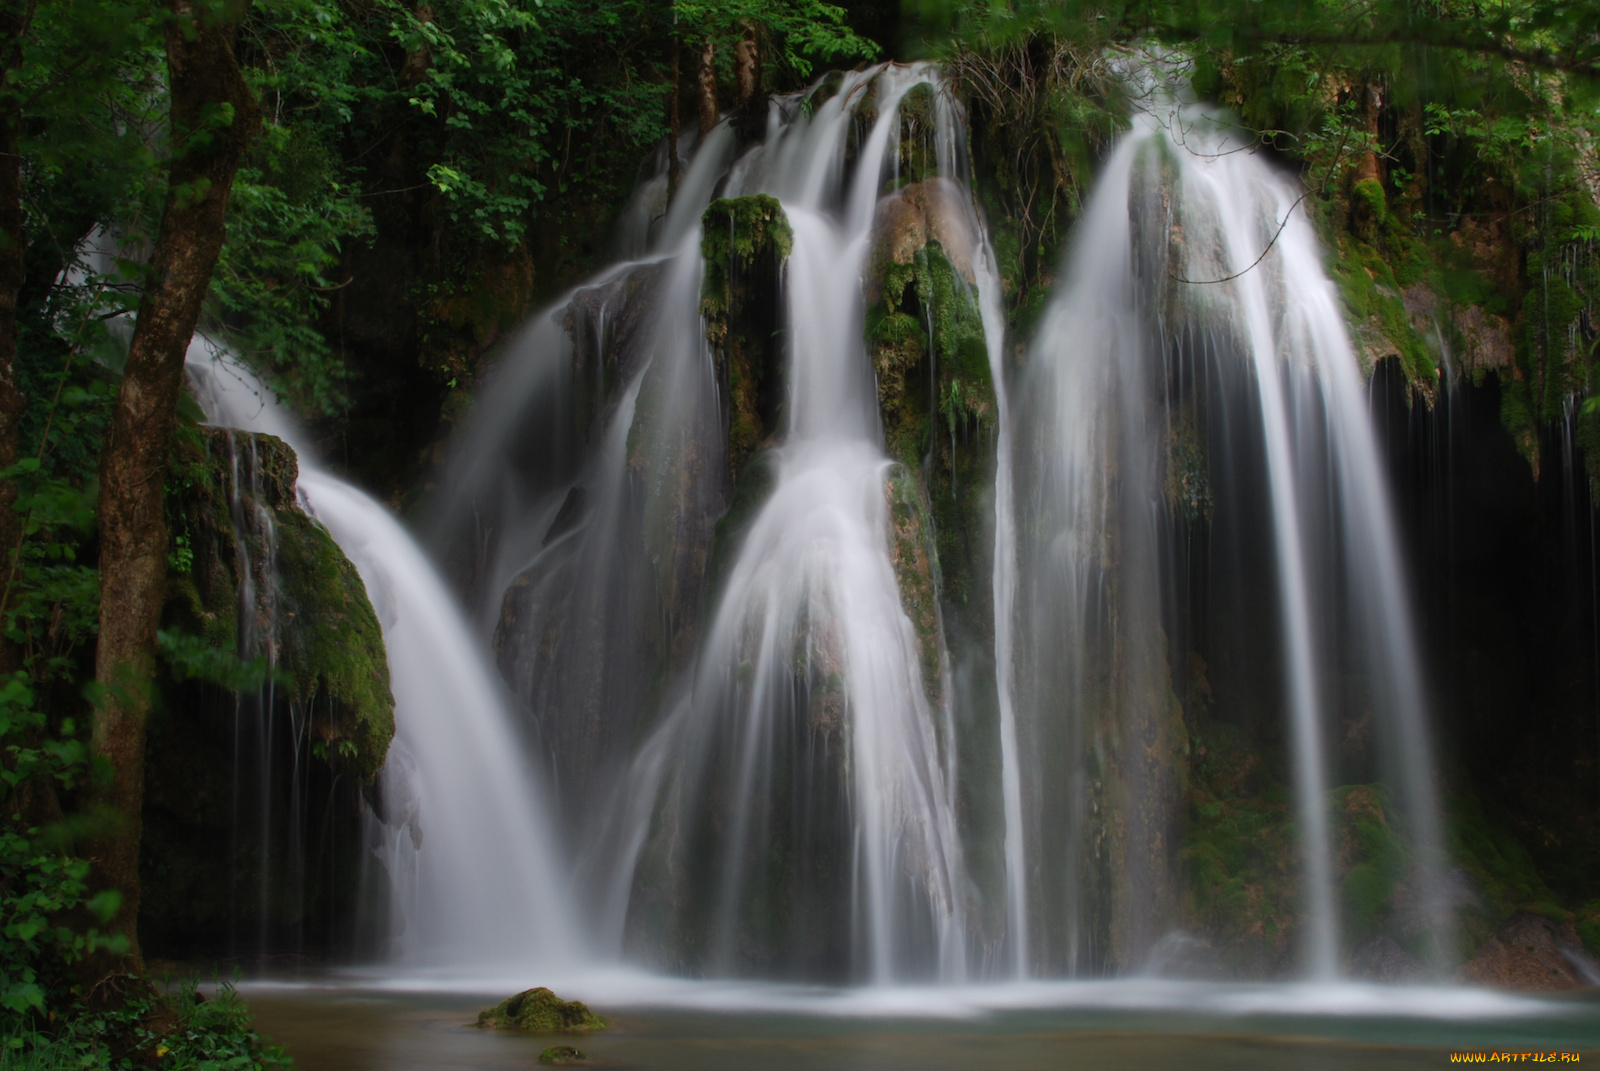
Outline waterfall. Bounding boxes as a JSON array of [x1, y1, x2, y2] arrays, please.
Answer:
[[186, 339, 579, 972], [175, 52, 1457, 989], [603, 64, 975, 984], [1010, 60, 1448, 976]]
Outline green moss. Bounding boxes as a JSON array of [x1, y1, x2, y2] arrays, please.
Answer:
[[862, 223, 997, 623], [869, 239, 994, 456], [1350, 178, 1389, 244], [477, 988, 606, 1034], [1330, 784, 1410, 944], [1577, 902, 1600, 955], [539, 1046, 588, 1066], [699, 195, 792, 321], [1497, 377, 1540, 474], [1447, 791, 1555, 917], [274, 497, 394, 783], [1332, 235, 1438, 388], [1178, 721, 1298, 972]]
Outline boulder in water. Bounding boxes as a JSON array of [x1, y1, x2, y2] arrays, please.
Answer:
[[539, 1045, 588, 1065], [476, 988, 607, 1033]]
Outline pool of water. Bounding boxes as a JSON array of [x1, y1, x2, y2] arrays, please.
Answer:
[[238, 976, 1599, 1070]]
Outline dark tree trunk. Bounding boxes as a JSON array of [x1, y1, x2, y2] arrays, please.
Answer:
[[0, 3, 32, 680], [697, 38, 717, 141], [735, 24, 758, 104], [668, 40, 681, 194], [1356, 82, 1382, 184], [733, 23, 764, 144], [90, 0, 261, 967]]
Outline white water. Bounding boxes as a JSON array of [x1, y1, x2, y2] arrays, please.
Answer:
[[309, 972, 1561, 1022], [186, 340, 579, 971]]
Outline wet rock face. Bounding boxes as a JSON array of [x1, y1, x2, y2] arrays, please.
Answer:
[[567, 261, 670, 445], [1351, 935, 1429, 983], [885, 467, 945, 712], [1457, 914, 1600, 990], [496, 253, 727, 816], [144, 426, 394, 959], [863, 179, 993, 459], [701, 195, 791, 484]]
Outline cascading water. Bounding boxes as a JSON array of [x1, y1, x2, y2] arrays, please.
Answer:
[[1008, 59, 1448, 976], [186, 339, 577, 972], [430, 63, 1009, 983], [616, 67, 971, 983]]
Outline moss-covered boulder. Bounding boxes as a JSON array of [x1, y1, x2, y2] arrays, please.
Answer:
[[539, 1046, 588, 1066], [477, 988, 606, 1034], [701, 195, 792, 484], [165, 426, 395, 781], [164, 426, 394, 778]]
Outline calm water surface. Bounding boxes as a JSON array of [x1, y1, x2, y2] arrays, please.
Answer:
[[238, 979, 1600, 1070]]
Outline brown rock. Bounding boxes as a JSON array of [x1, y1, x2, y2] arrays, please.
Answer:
[[865, 178, 977, 304], [1452, 303, 1515, 378], [1456, 913, 1596, 991]]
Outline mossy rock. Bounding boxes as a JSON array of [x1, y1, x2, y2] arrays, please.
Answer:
[[539, 1045, 588, 1065], [863, 182, 993, 464], [477, 988, 606, 1034], [164, 426, 395, 783], [699, 195, 792, 321]]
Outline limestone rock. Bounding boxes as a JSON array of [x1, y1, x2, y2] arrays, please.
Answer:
[[866, 178, 976, 305]]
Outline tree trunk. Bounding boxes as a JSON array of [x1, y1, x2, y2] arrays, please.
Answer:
[[697, 38, 717, 141], [733, 23, 763, 144], [668, 40, 681, 194], [90, 0, 260, 967], [1355, 82, 1382, 184], [0, 4, 31, 681], [735, 23, 758, 105]]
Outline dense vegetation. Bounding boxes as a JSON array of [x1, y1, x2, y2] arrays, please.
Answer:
[[0, 0, 1597, 1058]]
